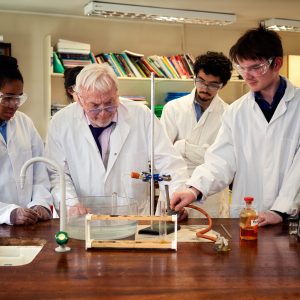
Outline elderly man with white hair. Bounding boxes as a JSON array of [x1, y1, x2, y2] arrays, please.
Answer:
[[45, 63, 188, 218]]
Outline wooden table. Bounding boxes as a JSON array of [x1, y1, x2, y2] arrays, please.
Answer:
[[0, 219, 299, 300]]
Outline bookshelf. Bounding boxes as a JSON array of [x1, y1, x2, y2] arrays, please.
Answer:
[[44, 35, 248, 126]]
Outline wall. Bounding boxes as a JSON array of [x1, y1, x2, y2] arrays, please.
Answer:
[[1, 11, 300, 138]]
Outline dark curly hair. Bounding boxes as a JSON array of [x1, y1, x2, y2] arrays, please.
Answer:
[[194, 51, 233, 87], [0, 55, 23, 88]]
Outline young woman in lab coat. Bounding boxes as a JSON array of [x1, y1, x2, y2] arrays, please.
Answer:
[[160, 52, 232, 218], [0, 55, 52, 225], [46, 63, 188, 216], [170, 25, 300, 226]]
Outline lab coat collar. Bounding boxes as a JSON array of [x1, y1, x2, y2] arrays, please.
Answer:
[[73, 103, 103, 154], [249, 77, 296, 124], [105, 99, 130, 177], [192, 87, 222, 113]]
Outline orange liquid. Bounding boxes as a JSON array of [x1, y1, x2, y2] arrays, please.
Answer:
[[240, 227, 258, 240]]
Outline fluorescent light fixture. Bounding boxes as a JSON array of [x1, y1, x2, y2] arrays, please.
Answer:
[[84, 1, 236, 26], [262, 18, 300, 32]]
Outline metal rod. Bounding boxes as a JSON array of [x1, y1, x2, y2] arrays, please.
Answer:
[[165, 185, 171, 212], [150, 72, 155, 217], [220, 224, 232, 239]]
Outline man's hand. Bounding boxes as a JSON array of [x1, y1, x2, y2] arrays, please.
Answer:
[[170, 187, 200, 212], [258, 210, 283, 227], [32, 205, 52, 221], [68, 203, 91, 217], [10, 208, 39, 225], [177, 208, 188, 221]]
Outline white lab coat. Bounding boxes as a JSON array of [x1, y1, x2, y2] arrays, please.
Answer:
[[187, 78, 300, 217], [160, 88, 230, 217], [0, 112, 53, 225], [45, 98, 188, 215]]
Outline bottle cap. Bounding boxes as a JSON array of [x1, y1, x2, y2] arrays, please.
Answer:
[[244, 196, 254, 203]]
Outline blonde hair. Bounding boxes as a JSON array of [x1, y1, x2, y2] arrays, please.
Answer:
[[75, 63, 118, 94]]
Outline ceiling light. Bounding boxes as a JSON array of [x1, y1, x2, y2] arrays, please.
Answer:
[[84, 1, 236, 26], [262, 18, 300, 32]]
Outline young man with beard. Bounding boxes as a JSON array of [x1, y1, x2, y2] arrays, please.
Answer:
[[160, 51, 232, 218]]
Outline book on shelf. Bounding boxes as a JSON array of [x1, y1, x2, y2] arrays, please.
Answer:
[[148, 55, 173, 79], [162, 56, 180, 79], [123, 49, 144, 57], [110, 53, 127, 77], [183, 54, 195, 77], [56, 39, 90, 51], [52, 41, 196, 79], [115, 53, 135, 77], [53, 52, 64, 74], [119, 52, 143, 78]]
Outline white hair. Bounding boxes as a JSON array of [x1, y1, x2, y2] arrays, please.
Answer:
[[75, 63, 118, 94]]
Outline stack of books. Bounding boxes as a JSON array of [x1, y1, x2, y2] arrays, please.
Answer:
[[95, 50, 195, 79], [55, 39, 94, 69]]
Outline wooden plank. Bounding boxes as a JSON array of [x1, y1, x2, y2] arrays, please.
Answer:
[[89, 214, 174, 221]]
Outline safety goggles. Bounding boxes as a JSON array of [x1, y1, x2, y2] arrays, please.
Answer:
[[194, 78, 223, 92], [0, 92, 28, 108], [233, 58, 274, 77]]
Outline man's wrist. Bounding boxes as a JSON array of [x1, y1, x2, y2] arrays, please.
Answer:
[[188, 187, 202, 201], [270, 210, 288, 222]]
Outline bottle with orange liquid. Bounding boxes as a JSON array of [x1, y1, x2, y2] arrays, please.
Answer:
[[239, 196, 258, 240]]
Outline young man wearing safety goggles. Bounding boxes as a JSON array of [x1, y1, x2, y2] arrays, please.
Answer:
[[170, 25, 300, 227]]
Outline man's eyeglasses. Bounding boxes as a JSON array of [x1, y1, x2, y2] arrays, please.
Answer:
[[76, 92, 118, 115], [234, 58, 274, 77], [86, 105, 118, 114], [0, 92, 27, 108], [194, 78, 223, 91]]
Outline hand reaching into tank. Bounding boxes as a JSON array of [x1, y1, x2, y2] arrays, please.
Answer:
[[10, 207, 39, 225], [257, 210, 283, 227], [32, 205, 52, 221]]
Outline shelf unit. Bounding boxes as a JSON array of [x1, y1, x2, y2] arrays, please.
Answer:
[[44, 35, 248, 129]]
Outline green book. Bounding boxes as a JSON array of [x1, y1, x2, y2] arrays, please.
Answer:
[[53, 52, 64, 73]]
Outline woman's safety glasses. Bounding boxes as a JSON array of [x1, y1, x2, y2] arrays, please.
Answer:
[[234, 58, 274, 77], [0, 92, 28, 108]]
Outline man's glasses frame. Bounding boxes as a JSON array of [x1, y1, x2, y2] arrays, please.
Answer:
[[194, 78, 223, 92], [76, 92, 118, 115]]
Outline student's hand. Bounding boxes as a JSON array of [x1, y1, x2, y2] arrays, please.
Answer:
[[10, 208, 39, 225], [32, 205, 52, 221], [68, 203, 91, 217], [170, 187, 200, 212], [257, 210, 283, 227]]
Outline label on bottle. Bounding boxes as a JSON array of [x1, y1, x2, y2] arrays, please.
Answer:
[[251, 219, 258, 226]]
